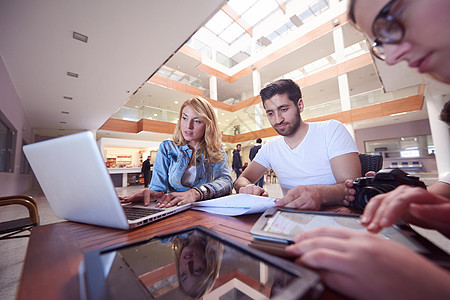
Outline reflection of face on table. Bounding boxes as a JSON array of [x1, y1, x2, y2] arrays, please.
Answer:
[[172, 231, 222, 298], [178, 238, 207, 292]]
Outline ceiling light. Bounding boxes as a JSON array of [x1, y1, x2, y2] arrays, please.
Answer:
[[174, 101, 179, 104], [63, 96, 73, 100], [67, 72, 79, 78], [73, 31, 88, 43], [153, 113, 158, 116]]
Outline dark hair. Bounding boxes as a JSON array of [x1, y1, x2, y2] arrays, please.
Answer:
[[260, 79, 302, 106], [256, 138, 262, 143], [348, 0, 357, 24], [440, 100, 450, 126], [236, 144, 241, 148]]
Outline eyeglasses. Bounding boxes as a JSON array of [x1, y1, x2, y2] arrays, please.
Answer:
[[371, 0, 405, 60]]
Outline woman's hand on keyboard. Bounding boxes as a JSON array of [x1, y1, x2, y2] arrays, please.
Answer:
[[156, 189, 199, 208], [119, 189, 164, 206]]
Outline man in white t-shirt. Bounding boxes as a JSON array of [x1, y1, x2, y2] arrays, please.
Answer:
[[234, 79, 361, 209]]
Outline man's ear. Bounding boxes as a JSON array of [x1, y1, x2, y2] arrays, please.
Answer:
[[298, 99, 304, 113]]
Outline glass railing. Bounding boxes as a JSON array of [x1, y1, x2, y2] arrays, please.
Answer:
[[111, 106, 178, 124], [138, 106, 179, 123], [350, 85, 420, 109], [155, 67, 203, 89], [302, 99, 343, 120], [113, 83, 421, 136], [111, 107, 140, 122]]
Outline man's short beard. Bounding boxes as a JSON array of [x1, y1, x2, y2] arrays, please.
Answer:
[[274, 106, 301, 137], [275, 117, 300, 136]]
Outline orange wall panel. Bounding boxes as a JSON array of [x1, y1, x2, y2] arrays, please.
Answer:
[[140, 119, 176, 135], [99, 119, 138, 133]]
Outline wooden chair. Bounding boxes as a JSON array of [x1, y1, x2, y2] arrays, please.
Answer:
[[358, 153, 383, 176], [0, 195, 39, 240]]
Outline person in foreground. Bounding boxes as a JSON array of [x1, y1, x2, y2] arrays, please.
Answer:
[[120, 97, 233, 207], [285, 226, 450, 300], [348, 0, 450, 84], [286, 1, 450, 298], [234, 79, 361, 210]]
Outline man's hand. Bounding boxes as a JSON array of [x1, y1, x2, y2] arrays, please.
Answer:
[[155, 189, 200, 208], [343, 171, 376, 206], [238, 185, 268, 197], [119, 189, 164, 206], [275, 185, 322, 210]]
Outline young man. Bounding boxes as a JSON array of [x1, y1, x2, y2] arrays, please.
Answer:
[[249, 138, 264, 188], [231, 144, 243, 179], [234, 79, 361, 210]]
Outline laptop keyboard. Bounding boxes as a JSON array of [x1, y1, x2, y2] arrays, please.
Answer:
[[122, 206, 163, 221]]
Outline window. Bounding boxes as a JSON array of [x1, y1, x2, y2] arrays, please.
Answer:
[[0, 111, 17, 173], [20, 140, 32, 174], [365, 135, 433, 159]]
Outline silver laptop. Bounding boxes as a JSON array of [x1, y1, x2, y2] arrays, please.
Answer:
[[23, 131, 191, 230]]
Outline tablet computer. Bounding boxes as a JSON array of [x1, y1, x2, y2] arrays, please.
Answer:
[[82, 225, 323, 300], [250, 207, 450, 268]]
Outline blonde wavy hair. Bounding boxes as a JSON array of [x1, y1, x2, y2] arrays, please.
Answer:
[[172, 231, 223, 299], [173, 97, 223, 163]]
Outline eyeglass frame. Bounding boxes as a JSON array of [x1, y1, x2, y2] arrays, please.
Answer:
[[370, 0, 405, 60]]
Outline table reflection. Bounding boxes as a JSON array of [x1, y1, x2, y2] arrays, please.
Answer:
[[98, 229, 299, 299]]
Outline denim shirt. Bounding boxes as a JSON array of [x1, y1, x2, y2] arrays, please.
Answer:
[[149, 140, 233, 198]]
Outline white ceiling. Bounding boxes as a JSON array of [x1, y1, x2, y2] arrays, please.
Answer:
[[0, 0, 225, 134]]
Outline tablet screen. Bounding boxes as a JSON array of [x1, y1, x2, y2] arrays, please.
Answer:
[[262, 210, 427, 253], [88, 227, 321, 300]]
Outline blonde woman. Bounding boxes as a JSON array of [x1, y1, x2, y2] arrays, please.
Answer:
[[121, 97, 232, 207]]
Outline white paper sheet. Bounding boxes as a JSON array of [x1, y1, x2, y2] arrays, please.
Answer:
[[192, 194, 277, 216]]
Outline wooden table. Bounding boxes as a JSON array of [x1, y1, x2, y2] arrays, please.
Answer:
[[17, 208, 349, 300], [17, 210, 262, 300]]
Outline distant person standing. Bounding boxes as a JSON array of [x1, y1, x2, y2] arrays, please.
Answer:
[[249, 138, 264, 188], [141, 155, 151, 188], [232, 144, 243, 180]]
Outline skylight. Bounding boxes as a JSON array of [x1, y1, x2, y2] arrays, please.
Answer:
[[204, 10, 233, 35], [189, 0, 330, 68]]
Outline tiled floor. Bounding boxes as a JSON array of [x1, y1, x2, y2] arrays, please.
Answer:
[[1, 182, 449, 300]]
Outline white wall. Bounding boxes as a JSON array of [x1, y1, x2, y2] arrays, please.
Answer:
[[0, 54, 33, 196]]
